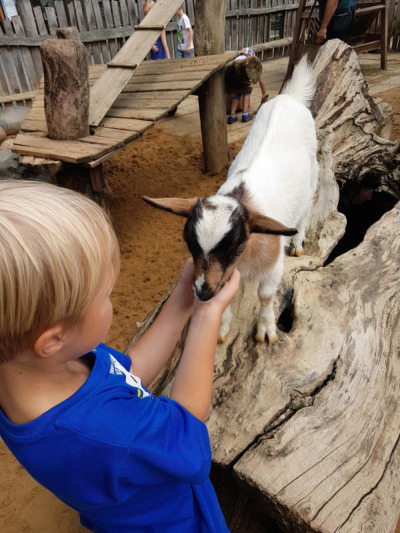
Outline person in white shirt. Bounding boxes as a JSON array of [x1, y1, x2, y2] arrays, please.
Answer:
[[175, 6, 194, 58]]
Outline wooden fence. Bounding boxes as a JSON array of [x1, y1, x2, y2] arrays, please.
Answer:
[[0, 0, 300, 105], [0, 0, 399, 106]]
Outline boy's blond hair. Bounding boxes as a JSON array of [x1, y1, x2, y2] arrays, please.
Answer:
[[0, 180, 120, 363], [143, 0, 154, 16]]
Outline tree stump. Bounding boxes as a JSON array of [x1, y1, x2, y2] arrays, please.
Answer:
[[39, 38, 89, 140], [127, 40, 400, 532]]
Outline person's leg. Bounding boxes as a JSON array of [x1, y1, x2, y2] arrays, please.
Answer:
[[228, 94, 240, 124], [241, 93, 253, 122], [176, 49, 184, 58], [184, 50, 194, 58], [242, 94, 250, 114]]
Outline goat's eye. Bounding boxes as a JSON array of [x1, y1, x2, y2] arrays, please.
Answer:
[[185, 238, 202, 261]]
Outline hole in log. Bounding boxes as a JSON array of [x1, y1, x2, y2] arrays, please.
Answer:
[[324, 187, 397, 266], [210, 464, 282, 533], [277, 299, 294, 333]]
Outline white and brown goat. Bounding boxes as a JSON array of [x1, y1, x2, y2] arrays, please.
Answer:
[[144, 56, 318, 344]]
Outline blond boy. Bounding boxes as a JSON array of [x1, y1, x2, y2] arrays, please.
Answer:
[[0, 180, 239, 532]]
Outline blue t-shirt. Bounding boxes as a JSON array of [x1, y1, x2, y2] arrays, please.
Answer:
[[0, 344, 229, 532], [150, 37, 167, 60]]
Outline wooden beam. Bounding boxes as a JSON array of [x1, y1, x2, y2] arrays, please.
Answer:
[[0, 90, 37, 104], [133, 25, 165, 31], [195, 0, 229, 175]]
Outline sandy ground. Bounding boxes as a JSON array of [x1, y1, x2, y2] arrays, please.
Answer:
[[0, 82, 399, 532]]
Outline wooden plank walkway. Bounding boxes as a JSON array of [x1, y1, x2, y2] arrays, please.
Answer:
[[12, 52, 399, 167], [12, 52, 238, 166], [156, 55, 289, 145], [156, 52, 400, 145]]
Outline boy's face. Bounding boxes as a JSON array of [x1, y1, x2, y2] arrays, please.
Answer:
[[175, 8, 183, 17], [67, 268, 115, 357]]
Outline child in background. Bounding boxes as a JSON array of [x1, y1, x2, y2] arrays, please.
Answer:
[[0, 180, 240, 532], [175, 5, 194, 58], [143, 0, 170, 60], [227, 47, 268, 124]]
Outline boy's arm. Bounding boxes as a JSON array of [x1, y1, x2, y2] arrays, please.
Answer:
[[186, 27, 193, 53], [127, 260, 194, 387], [160, 30, 170, 59], [169, 270, 240, 421], [259, 76, 267, 98]]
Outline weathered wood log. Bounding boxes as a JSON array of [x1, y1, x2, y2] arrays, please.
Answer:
[[225, 55, 263, 88], [40, 39, 89, 140], [127, 40, 400, 532]]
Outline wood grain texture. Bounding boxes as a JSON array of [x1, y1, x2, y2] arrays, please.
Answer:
[[40, 39, 90, 140]]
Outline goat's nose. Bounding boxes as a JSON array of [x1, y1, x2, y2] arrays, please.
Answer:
[[193, 285, 213, 302]]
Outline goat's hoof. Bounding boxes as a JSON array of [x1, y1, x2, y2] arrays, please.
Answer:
[[255, 333, 265, 343], [289, 246, 303, 257], [268, 333, 279, 345], [294, 247, 303, 257]]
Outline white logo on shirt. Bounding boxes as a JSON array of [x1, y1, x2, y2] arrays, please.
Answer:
[[109, 354, 150, 398]]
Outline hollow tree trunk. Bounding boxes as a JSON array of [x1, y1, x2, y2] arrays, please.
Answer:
[[126, 40, 400, 533]]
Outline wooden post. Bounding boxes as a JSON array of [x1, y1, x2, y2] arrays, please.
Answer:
[[39, 37, 89, 140], [381, 0, 388, 70], [194, 0, 229, 174]]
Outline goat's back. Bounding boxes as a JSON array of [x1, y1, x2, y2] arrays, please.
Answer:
[[220, 56, 318, 227]]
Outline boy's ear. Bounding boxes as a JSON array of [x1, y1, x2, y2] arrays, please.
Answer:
[[34, 325, 66, 358]]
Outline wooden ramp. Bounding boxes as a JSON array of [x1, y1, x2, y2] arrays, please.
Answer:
[[12, 52, 238, 168], [88, 0, 187, 127]]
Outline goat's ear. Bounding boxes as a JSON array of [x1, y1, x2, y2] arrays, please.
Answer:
[[143, 196, 199, 218], [248, 213, 297, 236]]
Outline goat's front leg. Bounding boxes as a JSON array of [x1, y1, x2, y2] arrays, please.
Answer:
[[256, 291, 277, 344], [218, 304, 232, 343], [256, 269, 282, 343]]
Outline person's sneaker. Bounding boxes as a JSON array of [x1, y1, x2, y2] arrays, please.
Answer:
[[242, 113, 253, 123], [227, 114, 238, 125]]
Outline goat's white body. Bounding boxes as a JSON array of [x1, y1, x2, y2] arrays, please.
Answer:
[[218, 57, 318, 342]]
